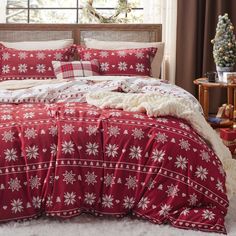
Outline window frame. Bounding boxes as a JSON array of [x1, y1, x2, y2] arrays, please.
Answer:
[[6, 0, 143, 23]]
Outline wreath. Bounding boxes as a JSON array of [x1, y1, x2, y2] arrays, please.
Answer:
[[84, 0, 134, 23]]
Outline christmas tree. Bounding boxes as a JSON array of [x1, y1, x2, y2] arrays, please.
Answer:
[[211, 13, 236, 68]]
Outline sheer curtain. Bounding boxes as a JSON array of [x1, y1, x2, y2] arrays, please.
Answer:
[[0, 0, 7, 23], [144, 0, 177, 83]]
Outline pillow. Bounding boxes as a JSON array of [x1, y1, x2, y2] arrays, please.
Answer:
[[52, 60, 100, 79], [0, 39, 74, 50], [0, 46, 76, 81], [84, 38, 164, 78], [77, 47, 157, 76]]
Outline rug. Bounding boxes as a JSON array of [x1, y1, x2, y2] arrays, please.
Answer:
[[0, 197, 236, 236]]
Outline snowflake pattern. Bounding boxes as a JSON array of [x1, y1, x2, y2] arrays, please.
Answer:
[[138, 197, 150, 210], [86, 125, 98, 136], [129, 146, 142, 160], [84, 192, 96, 205], [29, 175, 41, 190], [32, 196, 41, 208], [11, 199, 24, 214], [105, 144, 119, 158], [132, 128, 144, 140], [4, 148, 18, 162], [26, 145, 39, 160], [166, 184, 180, 198], [159, 204, 171, 217], [200, 150, 211, 162], [104, 174, 115, 187], [64, 192, 76, 206], [175, 155, 188, 170], [85, 172, 97, 185], [8, 178, 21, 192], [125, 176, 138, 190], [123, 196, 135, 209], [188, 193, 198, 206], [24, 128, 37, 139], [151, 149, 165, 163], [102, 194, 114, 208], [202, 210, 215, 221], [63, 170, 76, 185], [156, 132, 168, 143], [86, 142, 99, 156], [107, 126, 120, 137], [62, 141, 74, 154], [62, 124, 75, 135], [179, 139, 190, 151], [195, 166, 208, 181]]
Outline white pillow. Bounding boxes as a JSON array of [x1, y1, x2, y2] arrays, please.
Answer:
[[84, 38, 164, 78], [0, 39, 73, 50]]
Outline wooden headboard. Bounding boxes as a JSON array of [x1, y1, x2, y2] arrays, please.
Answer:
[[0, 24, 162, 44]]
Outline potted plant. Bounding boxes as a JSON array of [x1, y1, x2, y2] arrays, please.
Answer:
[[211, 13, 236, 82]]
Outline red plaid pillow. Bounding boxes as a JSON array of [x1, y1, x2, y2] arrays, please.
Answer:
[[52, 60, 100, 79], [0, 46, 76, 81], [77, 47, 157, 76]]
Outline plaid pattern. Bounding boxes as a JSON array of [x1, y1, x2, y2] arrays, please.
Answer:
[[52, 60, 100, 79]]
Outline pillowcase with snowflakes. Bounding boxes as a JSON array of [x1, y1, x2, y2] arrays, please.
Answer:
[[0, 45, 76, 81], [77, 47, 157, 77]]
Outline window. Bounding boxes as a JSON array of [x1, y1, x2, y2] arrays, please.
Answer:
[[5, 0, 143, 23]]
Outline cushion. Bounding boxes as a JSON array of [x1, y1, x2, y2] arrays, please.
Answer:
[[52, 60, 100, 79], [77, 47, 157, 76], [0, 39, 74, 50], [0, 46, 76, 81], [84, 38, 164, 78]]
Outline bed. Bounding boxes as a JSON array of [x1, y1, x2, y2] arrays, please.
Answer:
[[0, 23, 235, 234]]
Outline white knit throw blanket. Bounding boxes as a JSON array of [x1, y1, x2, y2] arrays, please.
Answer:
[[86, 91, 236, 199]]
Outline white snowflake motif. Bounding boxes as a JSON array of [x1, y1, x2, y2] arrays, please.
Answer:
[[32, 196, 41, 208], [118, 61, 128, 71], [64, 192, 76, 206], [54, 52, 63, 60], [36, 64, 46, 73], [156, 132, 168, 143], [129, 146, 142, 160], [216, 179, 224, 193], [179, 122, 190, 131], [156, 118, 168, 123], [151, 149, 165, 163], [87, 110, 99, 116], [85, 171, 97, 185], [159, 204, 172, 217], [181, 208, 190, 216], [104, 173, 115, 187], [2, 52, 10, 60], [46, 196, 53, 207], [200, 150, 210, 162], [105, 144, 119, 158], [136, 63, 145, 72], [125, 175, 138, 190], [202, 209, 215, 221], [62, 124, 75, 135], [188, 193, 198, 206], [84, 192, 96, 205], [1, 114, 12, 120], [26, 145, 39, 160], [8, 177, 21, 192], [83, 52, 91, 60], [135, 51, 144, 59], [175, 155, 188, 170], [23, 112, 35, 119], [138, 197, 150, 210], [49, 126, 58, 137], [86, 142, 99, 156], [100, 62, 110, 71], [18, 64, 27, 73], [195, 166, 208, 181], [86, 125, 98, 136], [62, 141, 75, 154], [100, 51, 109, 58], [11, 199, 24, 214], [29, 175, 41, 190], [36, 52, 46, 60], [110, 111, 121, 117], [63, 170, 76, 185], [102, 194, 114, 208], [148, 179, 156, 190], [133, 114, 145, 119], [2, 65, 10, 74], [24, 128, 37, 139], [132, 128, 144, 140], [118, 51, 127, 57], [64, 108, 75, 115], [123, 196, 135, 209], [50, 143, 57, 156], [166, 184, 180, 198], [179, 139, 190, 151], [2, 130, 15, 142], [107, 126, 120, 137], [4, 148, 18, 162], [18, 52, 27, 59]]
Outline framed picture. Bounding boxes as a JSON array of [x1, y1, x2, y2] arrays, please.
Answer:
[[223, 72, 236, 84]]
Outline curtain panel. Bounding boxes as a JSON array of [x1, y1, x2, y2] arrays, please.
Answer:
[[176, 0, 236, 112], [144, 0, 177, 83]]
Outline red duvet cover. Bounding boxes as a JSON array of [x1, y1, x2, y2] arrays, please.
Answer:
[[0, 102, 228, 233]]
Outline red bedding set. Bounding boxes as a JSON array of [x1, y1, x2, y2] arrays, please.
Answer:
[[0, 43, 231, 234]]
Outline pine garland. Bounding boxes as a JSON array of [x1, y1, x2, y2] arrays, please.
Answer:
[[83, 0, 136, 23], [211, 13, 236, 67]]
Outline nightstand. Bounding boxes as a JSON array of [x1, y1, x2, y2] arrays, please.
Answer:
[[193, 78, 236, 119]]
